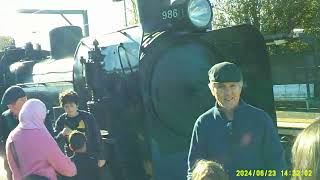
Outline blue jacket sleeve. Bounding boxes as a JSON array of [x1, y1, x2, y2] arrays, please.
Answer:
[[0, 114, 6, 156], [262, 112, 287, 179], [187, 118, 207, 180], [44, 112, 55, 137], [87, 113, 105, 160], [54, 115, 65, 139]]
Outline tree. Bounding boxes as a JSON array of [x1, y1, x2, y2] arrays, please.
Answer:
[[212, 0, 320, 35], [0, 36, 15, 52], [127, 0, 139, 25], [116, 0, 139, 26], [212, 0, 320, 54]]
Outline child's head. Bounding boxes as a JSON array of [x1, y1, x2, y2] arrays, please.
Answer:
[[68, 130, 87, 153], [291, 120, 320, 180], [59, 90, 79, 117], [192, 160, 228, 180]]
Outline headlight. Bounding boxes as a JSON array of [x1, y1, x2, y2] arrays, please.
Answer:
[[187, 0, 212, 29]]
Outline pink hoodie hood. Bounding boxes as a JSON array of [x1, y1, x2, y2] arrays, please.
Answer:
[[18, 99, 47, 130]]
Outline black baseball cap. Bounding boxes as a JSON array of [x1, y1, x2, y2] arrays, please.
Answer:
[[1, 86, 26, 106], [208, 62, 243, 83]]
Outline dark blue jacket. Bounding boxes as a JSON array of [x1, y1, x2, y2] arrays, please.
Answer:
[[54, 110, 104, 160], [61, 153, 99, 180], [187, 100, 286, 180]]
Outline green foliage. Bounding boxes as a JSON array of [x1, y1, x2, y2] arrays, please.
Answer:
[[128, 0, 139, 25], [0, 36, 15, 52], [212, 0, 320, 54], [213, 0, 320, 33]]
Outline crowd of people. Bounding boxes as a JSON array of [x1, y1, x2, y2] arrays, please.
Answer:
[[0, 88, 105, 180], [0, 62, 318, 180]]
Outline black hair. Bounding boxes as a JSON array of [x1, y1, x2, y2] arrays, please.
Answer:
[[59, 90, 79, 107], [68, 131, 86, 151]]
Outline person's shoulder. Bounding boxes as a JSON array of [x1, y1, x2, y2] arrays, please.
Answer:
[[78, 110, 92, 117], [78, 110, 94, 119], [242, 102, 267, 114], [199, 107, 215, 118], [242, 102, 272, 122], [6, 127, 18, 140], [6, 130, 14, 146], [1, 109, 11, 117], [74, 153, 96, 166], [195, 107, 215, 124], [56, 112, 68, 121], [57, 112, 68, 119]]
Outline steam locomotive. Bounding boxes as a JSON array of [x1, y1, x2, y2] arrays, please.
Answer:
[[0, 0, 276, 179]]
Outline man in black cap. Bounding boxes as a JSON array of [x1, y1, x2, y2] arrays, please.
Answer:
[[0, 85, 27, 180], [0, 85, 54, 179], [187, 62, 286, 179]]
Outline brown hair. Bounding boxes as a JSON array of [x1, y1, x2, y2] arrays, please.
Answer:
[[192, 159, 228, 180], [59, 90, 79, 107]]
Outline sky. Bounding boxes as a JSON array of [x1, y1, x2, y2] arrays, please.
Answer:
[[0, 0, 128, 50]]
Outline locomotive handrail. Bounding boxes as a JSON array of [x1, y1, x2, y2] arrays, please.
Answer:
[[118, 44, 134, 73], [117, 44, 126, 75], [16, 81, 73, 87], [117, 29, 140, 45], [32, 71, 73, 75]]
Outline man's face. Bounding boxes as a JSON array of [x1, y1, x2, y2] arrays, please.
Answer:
[[63, 102, 79, 117], [7, 96, 27, 117], [209, 81, 242, 111]]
